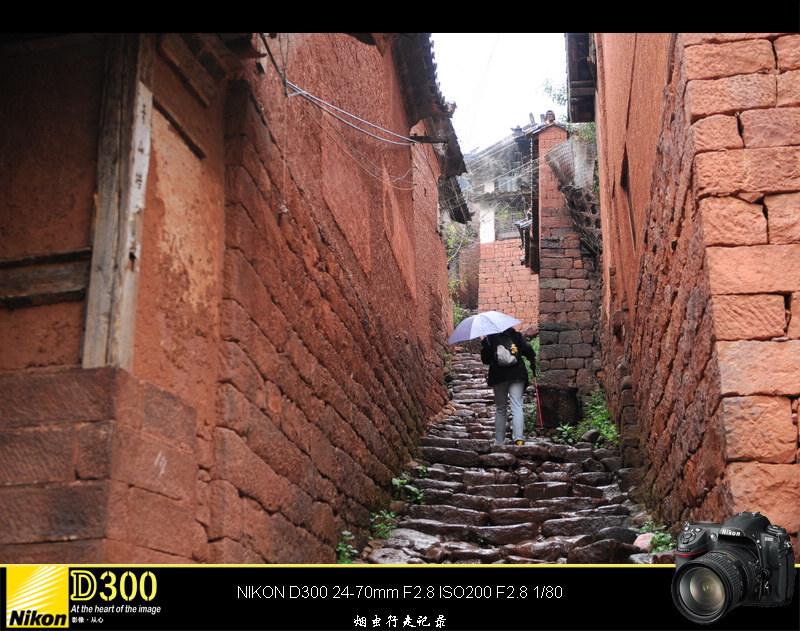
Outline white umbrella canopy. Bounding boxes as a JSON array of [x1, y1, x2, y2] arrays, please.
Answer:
[[448, 310, 522, 344]]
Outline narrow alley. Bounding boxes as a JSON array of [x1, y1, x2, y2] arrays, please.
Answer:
[[359, 346, 666, 564]]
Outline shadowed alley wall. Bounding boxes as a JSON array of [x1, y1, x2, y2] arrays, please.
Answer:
[[0, 33, 457, 563]]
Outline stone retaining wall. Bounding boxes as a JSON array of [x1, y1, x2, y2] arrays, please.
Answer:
[[595, 33, 800, 556]]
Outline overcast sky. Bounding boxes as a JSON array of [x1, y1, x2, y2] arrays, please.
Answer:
[[431, 33, 569, 154]]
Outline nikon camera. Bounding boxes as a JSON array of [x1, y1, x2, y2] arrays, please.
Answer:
[[671, 511, 795, 624]]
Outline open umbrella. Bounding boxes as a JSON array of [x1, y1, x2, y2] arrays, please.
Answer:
[[448, 310, 522, 344]]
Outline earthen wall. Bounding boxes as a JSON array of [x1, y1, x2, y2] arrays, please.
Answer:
[[0, 37, 105, 371], [0, 33, 453, 564]]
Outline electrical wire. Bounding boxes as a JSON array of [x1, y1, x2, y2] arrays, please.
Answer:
[[263, 36, 426, 149], [298, 98, 417, 191], [286, 80, 416, 146]]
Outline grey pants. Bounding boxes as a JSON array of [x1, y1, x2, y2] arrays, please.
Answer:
[[492, 380, 525, 444]]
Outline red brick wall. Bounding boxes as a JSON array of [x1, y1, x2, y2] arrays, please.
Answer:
[[596, 33, 800, 553], [0, 367, 200, 563], [212, 35, 451, 562], [0, 34, 452, 564], [537, 126, 601, 399], [477, 240, 538, 331]]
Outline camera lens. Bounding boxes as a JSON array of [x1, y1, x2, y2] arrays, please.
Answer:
[[671, 550, 752, 624], [679, 567, 727, 616]]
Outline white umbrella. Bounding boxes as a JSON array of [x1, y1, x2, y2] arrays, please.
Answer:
[[448, 310, 522, 343]]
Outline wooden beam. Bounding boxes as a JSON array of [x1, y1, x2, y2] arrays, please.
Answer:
[[83, 34, 154, 370], [0, 250, 91, 309]]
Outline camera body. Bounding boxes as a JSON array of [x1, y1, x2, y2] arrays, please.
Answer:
[[672, 511, 795, 624]]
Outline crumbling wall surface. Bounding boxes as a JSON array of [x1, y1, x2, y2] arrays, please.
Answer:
[[477, 240, 538, 331], [598, 32, 800, 549], [214, 33, 450, 562]]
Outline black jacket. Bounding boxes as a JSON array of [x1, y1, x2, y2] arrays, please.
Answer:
[[480, 328, 536, 387]]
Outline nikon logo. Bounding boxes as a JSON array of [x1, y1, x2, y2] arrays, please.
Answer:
[[8, 610, 67, 627], [5, 566, 68, 629], [720, 528, 742, 536]]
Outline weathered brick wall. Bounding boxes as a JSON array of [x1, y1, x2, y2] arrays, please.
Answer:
[[597, 33, 800, 553], [687, 33, 800, 545], [212, 35, 451, 562], [0, 367, 200, 562], [537, 126, 601, 401], [477, 240, 538, 331], [0, 34, 453, 564]]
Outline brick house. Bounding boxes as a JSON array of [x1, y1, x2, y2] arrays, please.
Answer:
[[570, 32, 800, 553], [0, 33, 467, 563], [463, 115, 603, 420], [466, 124, 540, 333]]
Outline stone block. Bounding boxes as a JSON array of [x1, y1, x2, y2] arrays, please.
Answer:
[[726, 463, 800, 531], [571, 344, 594, 358], [541, 515, 627, 537], [112, 426, 196, 502], [710, 294, 786, 340], [123, 486, 199, 558], [789, 293, 800, 338], [683, 34, 779, 45], [213, 427, 297, 515], [140, 380, 197, 446], [775, 35, 800, 71], [0, 426, 75, 486], [764, 192, 800, 244], [0, 482, 109, 544], [77, 422, 114, 480], [720, 396, 796, 463], [208, 479, 243, 541], [717, 340, 800, 395], [0, 366, 124, 427], [690, 115, 743, 152], [740, 108, 800, 148], [539, 344, 572, 359], [777, 69, 800, 106], [686, 73, 776, 120], [695, 147, 800, 196], [522, 482, 571, 500], [685, 39, 774, 80], [706, 244, 800, 293], [218, 341, 264, 406]]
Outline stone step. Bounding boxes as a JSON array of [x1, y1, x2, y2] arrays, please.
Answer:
[[359, 347, 649, 565], [419, 437, 492, 453], [406, 504, 487, 526], [540, 514, 630, 537], [488, 507, 561, 526]]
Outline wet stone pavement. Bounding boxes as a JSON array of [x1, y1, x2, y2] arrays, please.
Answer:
[[360, 348, 671, 565]]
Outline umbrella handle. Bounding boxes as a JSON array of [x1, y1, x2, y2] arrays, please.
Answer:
[[534, 378, 544, 427]]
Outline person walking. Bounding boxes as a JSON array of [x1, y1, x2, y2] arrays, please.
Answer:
[[480, 327, 537, 445]]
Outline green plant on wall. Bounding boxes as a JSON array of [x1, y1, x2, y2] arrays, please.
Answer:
[[553, 390, 618, 446], [449, 279, 470, 327], [336, 530, 358, 563], [442, 222, 476, 262], [391, 471, 424, 504], [370, 510, 397, 540]]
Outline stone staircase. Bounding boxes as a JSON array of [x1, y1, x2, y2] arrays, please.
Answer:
[[360, 348, 657, 564]]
